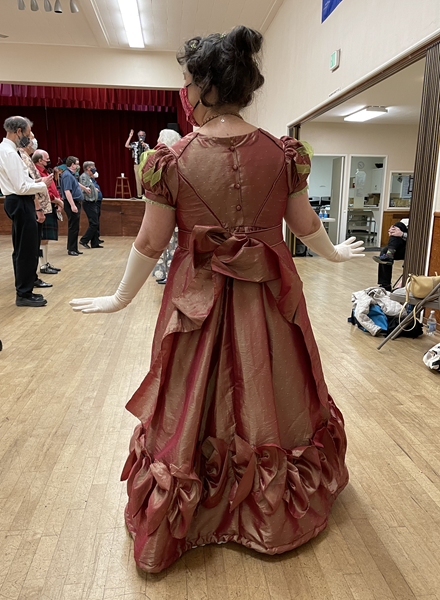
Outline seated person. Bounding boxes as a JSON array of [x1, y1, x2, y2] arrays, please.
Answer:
[[373, 219, 408, 291]]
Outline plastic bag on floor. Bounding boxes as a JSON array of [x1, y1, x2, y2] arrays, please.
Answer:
[[423, 343, 440, 371]]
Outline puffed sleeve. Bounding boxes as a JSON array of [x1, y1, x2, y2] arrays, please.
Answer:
[[281, 137, 314, 198], [138, 144, 179, 209]]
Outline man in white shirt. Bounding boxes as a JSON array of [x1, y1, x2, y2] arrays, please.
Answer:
[[0, 116, 53, 307]]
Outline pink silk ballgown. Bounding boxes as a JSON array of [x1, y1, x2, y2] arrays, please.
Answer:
[[120, 128, 349, 572]]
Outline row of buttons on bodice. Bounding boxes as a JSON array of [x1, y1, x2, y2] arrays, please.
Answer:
[[229, 145, 242, 212]]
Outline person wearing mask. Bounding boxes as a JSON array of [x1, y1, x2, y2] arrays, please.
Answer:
[[71, 27, 364, 572], [60, 156, 91, 256], [0, 116, 53, 307], [373, 219, 409, 291], [18, 136, 53, 290], [79, 161, 103, 249], [139, 128, 182, 284], [91, 169, 104, 244], [33, 149, 64, 274], [125, 129, 149, 198]]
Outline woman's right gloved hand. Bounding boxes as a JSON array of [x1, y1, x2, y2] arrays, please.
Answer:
[[70, 244, 157, 314], [300, 224, 365, 263]]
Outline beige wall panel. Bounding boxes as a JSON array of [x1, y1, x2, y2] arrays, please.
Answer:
[[0, 44, 182, 90], [248, 0, 440, 136]]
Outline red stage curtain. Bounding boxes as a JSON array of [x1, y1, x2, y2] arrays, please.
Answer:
[[0, 85, 190, 131], [0, 105, 174, 197], [0, 85, 192, 197]]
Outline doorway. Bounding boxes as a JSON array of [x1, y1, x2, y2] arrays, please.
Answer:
[[344, 155, 387, 248], [309, 155, 345, 243]]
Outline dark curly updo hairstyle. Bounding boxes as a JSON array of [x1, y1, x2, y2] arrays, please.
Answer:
[[177, 25, 264, 109]]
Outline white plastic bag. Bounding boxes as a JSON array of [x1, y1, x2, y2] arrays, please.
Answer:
[[423, 343, 440, 371]]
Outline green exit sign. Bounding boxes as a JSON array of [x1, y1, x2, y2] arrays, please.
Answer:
[[330, 50, 340, 72]]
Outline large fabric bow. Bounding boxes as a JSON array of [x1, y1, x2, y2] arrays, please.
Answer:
[[173, 225, 303, 328]]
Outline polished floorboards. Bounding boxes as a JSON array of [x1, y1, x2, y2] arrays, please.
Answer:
[[0, 235, 439, 600]]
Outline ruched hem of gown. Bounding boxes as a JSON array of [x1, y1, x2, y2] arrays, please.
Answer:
[[121, 400, 348, 573]]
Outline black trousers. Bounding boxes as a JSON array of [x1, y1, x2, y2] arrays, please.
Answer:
[[97, 200, 102, 238], [63, 199, 82, 252], [4, 194, 39, 297], [378, 221, 407, 288], [80, 201, 100, 247]]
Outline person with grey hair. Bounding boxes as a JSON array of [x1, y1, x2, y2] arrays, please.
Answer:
[[33, 149, 64, 274], [79, 161, 102, 249], [125, 129, 149, 197], [147, 129, 181, 284], [0, 116, 53, 307]]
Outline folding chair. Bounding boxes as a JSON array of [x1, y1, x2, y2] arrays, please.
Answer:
[[377, 281, 440, 350]]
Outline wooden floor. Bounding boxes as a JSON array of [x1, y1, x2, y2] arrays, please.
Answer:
[[0, 235, 439, 600]]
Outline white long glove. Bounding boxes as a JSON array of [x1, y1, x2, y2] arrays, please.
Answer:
[[70, 244, 157, 313], [299, 223, 365, 262]]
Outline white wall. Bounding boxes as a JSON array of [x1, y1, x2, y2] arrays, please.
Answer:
[[309, 156, 335, 198], [248, 0, 440, 136], [0, 44, 182, 89], [302, 122, 418, 189]]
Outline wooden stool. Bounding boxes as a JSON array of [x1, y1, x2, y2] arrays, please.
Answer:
[[115, 176, 132, 199]]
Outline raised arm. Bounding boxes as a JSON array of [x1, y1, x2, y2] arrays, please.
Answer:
[[284, 192, 364, 262], [70, 202, 176, 313], [125, 129, 135, 149]]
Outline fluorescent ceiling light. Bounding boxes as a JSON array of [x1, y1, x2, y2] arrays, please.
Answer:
[[117, 0, 144, 48], [344, 106, 388, 122]]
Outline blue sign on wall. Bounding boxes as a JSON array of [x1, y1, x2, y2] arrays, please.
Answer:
[[322, 0, 343, 22]]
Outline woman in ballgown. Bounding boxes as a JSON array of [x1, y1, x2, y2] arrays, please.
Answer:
[[71, 26, 364, 573]]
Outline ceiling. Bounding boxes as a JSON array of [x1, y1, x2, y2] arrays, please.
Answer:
[[0, 0, 285, 51], [314, 59, 425, 125]]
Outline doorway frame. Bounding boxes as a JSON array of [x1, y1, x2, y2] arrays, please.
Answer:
[[287, 41, 440, 278]]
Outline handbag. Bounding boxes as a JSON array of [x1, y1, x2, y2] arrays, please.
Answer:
[[407, 273, 440, 299], [398, 272, 440, 331]]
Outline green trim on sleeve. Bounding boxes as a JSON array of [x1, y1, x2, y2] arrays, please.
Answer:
[[142, 195, 176, 211], [288, 185, 309, 199], [138, 149, 156, 178]]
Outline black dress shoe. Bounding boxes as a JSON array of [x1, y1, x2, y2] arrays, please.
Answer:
[[47, 263, 61, 272], [16, 295, 47, 307], [34, 278, 53, 288], [98, 239, 104, 244], [40, 263, 58, 275], [157, 278, 167, 285], [79, 241, 91, 249], [91, 245, 104, 249], [68, 250, 83, 256]]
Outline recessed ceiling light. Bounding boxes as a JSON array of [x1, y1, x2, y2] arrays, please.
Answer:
[[117, 0, 144, 48], [344, 106, 388, 122]]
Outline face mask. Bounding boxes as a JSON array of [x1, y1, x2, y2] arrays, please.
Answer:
[[44, 160, 51, 168], [179, 83, 200, 127], [31, 138, 38, 151], [91, 167, 97, 174], [17, 132, 31, 148], [138, 135, 145, 142]]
